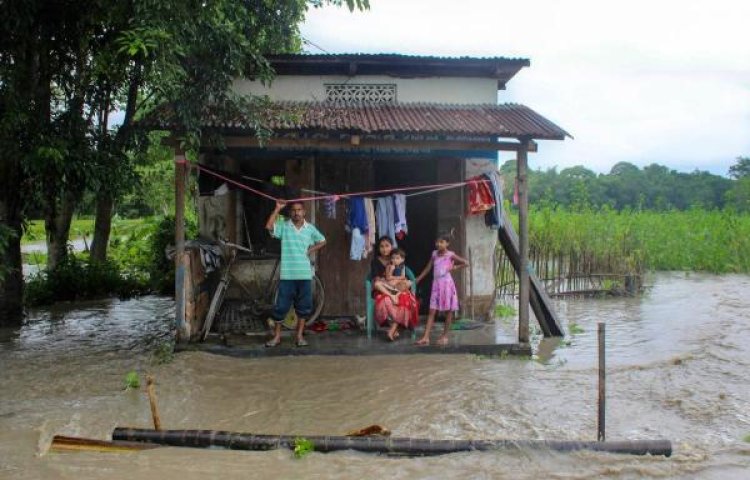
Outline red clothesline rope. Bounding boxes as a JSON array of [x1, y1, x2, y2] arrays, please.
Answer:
[[185, 160, 493, 203]]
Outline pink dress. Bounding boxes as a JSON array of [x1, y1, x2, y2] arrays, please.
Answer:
[[430, 250, 459, 312]]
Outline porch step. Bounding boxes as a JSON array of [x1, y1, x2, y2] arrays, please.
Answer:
[[214, 300, 269, 334]]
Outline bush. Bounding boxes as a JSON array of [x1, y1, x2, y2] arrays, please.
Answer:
[[25, 254, 147, 306]]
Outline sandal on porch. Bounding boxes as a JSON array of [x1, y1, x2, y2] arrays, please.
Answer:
[[295, 338, 309, 347], [265, 339, 281, 348]]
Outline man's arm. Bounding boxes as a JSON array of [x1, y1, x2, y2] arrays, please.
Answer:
[[266, 201, 286, 234], [307, 240, 326, 256]]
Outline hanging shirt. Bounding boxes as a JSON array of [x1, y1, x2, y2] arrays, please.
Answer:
[[350, 227, 367, 261], [467, 176, 496, 214], [376, 196, 397, 247], [393, 194, 408, 238], [483, 171, 504, 229], [347, 197, 368, 233]]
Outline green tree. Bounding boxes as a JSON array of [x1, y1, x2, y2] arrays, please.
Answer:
[[0, 0, 369, 324]]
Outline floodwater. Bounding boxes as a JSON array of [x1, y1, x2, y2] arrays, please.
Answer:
[[1, 272, 749, 479]]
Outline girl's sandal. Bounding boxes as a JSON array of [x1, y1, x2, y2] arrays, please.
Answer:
[[265, 338, 281, 348]]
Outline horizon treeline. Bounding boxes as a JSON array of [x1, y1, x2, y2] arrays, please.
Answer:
[[500, 157, 750, 212]]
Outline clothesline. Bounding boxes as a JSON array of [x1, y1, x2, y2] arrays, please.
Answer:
[[191, 161, 492, 203]]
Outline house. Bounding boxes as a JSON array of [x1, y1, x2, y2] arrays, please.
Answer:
[[155, 54, 569, 345]]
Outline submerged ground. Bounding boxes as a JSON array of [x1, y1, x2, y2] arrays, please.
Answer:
[[1, 272, 749, 479]]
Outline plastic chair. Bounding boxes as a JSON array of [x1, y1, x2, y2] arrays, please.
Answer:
[[365, 267, 417, 340]]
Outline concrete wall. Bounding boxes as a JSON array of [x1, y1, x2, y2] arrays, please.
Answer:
[[464, 158, 500, 318], [233, 75, 497, 104]]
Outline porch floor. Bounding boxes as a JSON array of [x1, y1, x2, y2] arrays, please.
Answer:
[[176, 318, 530, 357]]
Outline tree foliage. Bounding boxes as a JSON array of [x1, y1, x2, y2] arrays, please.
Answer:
[[501, 159, 742, 211]]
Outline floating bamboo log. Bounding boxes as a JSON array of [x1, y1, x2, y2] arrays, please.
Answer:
[[50, 435, 160, 453], [112, 428, 671, 457]]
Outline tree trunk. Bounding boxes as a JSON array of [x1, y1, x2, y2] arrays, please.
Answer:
[[90, 192, 114, 262], [0, 196, 24, 326], [45, 191, 77, 270]]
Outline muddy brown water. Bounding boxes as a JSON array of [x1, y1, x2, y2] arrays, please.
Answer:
[[1, 272, 749, 479]]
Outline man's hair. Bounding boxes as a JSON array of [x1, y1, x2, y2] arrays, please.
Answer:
[[390, 248, 406, 259], [289, 201, 305, 209]]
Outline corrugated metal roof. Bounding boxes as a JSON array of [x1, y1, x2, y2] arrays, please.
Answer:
[[144, 102, 570, 140]]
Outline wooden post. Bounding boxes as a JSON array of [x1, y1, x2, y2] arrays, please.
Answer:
[[146, 375, 162, 431], [517, 139, 530, 344], [598, 322, 606, 442], [224, 156, 238, 243], [174, 148, 189, 343], [469, 247, 474, 321]]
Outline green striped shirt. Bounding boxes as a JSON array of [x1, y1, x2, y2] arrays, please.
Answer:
[[272, 219, 325, 280]]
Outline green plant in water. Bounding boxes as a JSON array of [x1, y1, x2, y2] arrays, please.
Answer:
[[124, 371, 140, 390], [743, 434, 750, 443], [494, 304, 516, 317], [151, 342, 175, 365], [568, 322, 585, 335], [293, 437, 314, 458]]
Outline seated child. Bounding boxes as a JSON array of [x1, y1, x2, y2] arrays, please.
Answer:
[[373, 248, 412, 304]]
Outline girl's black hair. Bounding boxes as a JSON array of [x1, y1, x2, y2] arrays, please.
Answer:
[[377, 235, 394, 246], [437, 232, 453, 243], [390, 248, 406, 259]]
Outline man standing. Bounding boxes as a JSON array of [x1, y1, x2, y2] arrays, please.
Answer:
[[265, 200, 326, 347]]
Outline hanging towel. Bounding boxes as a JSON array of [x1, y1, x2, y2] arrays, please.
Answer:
[[364, 198, 376, 255], [376, 196, 397, 246], [350, 227, 367, 260]]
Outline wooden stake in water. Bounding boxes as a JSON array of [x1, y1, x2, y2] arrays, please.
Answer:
[[146, 375, 162, 431], [598, 322, 606, 442]]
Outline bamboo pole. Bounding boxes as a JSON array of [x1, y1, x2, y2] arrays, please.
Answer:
[[598, 322, 606, 442], [146, 375, 162, 431], [112, 428, 672, 457], [517, 140, 530, 343], [50, 435, 159, 453]]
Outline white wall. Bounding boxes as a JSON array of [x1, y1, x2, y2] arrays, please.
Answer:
[[233, 75, 497, 104]]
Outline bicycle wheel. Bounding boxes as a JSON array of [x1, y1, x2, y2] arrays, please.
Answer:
[[202, 279, 228, 341], [308, 275, 325, 325]]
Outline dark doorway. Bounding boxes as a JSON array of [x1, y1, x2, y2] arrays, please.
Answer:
[[374, 157, 438, 312]]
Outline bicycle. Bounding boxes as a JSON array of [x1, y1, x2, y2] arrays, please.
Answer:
[[201, 240, 325, 341]]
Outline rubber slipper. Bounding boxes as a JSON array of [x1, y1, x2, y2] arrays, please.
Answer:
[[265, 339, 281, 348], [295, 338, 309, 347]]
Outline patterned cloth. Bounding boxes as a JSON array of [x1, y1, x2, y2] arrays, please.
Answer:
[[430, 250, 459, 312], [374, 290, 420, 329], [272, 219, 325, 280]]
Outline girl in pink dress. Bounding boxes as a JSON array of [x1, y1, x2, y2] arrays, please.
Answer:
[[414, 234, 468, 346]]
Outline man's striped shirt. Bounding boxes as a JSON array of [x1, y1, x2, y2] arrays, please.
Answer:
[[272, 219, 325, 280]]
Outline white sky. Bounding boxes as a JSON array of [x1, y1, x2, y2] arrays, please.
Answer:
[[301, 0, 750, 175]]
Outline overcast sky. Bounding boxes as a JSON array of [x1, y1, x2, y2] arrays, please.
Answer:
[[300, 0, 750, 175]]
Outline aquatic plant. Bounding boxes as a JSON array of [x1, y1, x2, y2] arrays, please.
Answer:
[[293, 437, 314, 458], [743, 434, 750, 443], [568, 322, 585, 335], [124, 371, 140, 390], [494, 304, 517, 317], [151, 342, 175, 365]]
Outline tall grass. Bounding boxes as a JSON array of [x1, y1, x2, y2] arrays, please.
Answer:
[[517, 205, 750, 274]]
